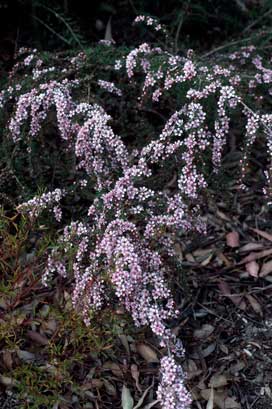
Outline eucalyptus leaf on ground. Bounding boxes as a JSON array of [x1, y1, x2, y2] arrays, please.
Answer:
[[122, 385, 134, 409]]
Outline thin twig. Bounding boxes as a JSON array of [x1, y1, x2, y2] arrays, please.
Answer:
[[33, 14, 72, 46], [200, 30, 270, 60], [243, 7, 272, 33], [39, 4, 85, 51], [197, 302, 233, 323], [128, 0, 138, 14], [174, 11, 184, 53], [14, 26, 20, 56]]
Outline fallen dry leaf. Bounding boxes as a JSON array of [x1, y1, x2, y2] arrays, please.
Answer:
[[217, 252, 232, 267], [263, 385, 272, 399], [201, 253, 214, 266], [197, 379, 207, 390], [208, 373, 228, 388], [81, 379, 104, 390], [193, 324, 214, 340], [193, 248, 214, 257], [92, 379, 104, 389], [2, 350, 13, 370], [239, 242, 264, 252], [245, 294, 263, 316], [206, 387, 214, 409], [26, 330, 49, 346], [0, 297, 8, 310], [186, 359, 202, 380], [103, 361, 123, 378], [190, 342, 216, 359], [137, 344, 159, 363], [43, 318, 58, 334], [17, 349, 36, 363], [260, 259, 272, 277], [218, 281, 246, 310], [200, 343, 217, 358], [219, 344, 229, 354], [226, 231, 239, 248], [240, 248, 272, 264], [224, 397, 241, 409], [0, 375, 18, 387], [103, 379, 117, 396], [174, 242, 183, 260], [185, 359, 202, 380], [131, 364, 141, 392], [104, 16, 113, 42], [250, 228, 272, 242], [245, 260, 259, 277], [121, 384, 134, 409], [201, 389, 241, 409], [185, 253, 195, 262], [216, 210, 231, 221], [230, 360, 246, 375]]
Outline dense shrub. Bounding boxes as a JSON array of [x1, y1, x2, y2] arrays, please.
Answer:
[[1, 16, 272, 408]]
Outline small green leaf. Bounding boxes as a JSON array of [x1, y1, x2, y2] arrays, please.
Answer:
[[122, 385, 134, 409]]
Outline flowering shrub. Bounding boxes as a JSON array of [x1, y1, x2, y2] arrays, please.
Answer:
[[1, 17, 272, 408], [17, 188, 65, 221]]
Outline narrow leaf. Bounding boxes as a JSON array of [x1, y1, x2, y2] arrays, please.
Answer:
[[122, 385, 134, 409], [105, 17, 113, 41]]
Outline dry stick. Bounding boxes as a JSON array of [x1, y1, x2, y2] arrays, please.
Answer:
[[33, 15, 72, 46], [128, 0, 138, 14], [200, 30, 270, 60], [14, 26, 20, 56], [248, 284, 272, 295], [39, 4, 85, 52], [174, 11, 184, 54], [243, 7, 272, 33], [235, 0, 248, 12], [197, 302, 233, 323], [249, 397, 261, 409]]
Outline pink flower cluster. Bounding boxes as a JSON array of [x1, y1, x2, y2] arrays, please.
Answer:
[[119, 39, 272, 197], [134, 15, 166, 33], [9, 79, 78, 142], [17, 188, 65, 221], [157, 356, 192, 409], [74, 103, 128, 189], [98, 79, 122, 96]]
